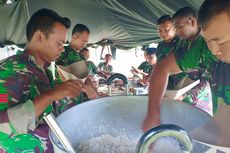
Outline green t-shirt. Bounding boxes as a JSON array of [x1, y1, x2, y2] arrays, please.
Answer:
[[175, 35, 230, 113], [98, 62, 113, 73], [138, 61, 152, 74]]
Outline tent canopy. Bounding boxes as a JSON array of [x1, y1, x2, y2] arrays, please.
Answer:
[[0, 0, 203, 49]]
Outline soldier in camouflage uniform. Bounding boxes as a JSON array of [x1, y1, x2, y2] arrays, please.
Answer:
[[0, 9, 85, 152], [55, 24, 98, 109], [156, 15, 212, 115], [56, 24, 90, 67], [143, 3, 230, 132]]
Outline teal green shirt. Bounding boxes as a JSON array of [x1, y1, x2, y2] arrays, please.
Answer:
[[138, 61, 152, 74], [98, 62, 113, 73]]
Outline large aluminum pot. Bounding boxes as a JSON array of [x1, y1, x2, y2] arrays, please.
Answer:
[[49, 96, 215, 152]]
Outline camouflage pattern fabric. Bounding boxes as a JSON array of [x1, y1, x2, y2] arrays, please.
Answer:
[[156, 36, 180, 62], [0, 51, 54, 153], [156, 36, 187, 89], [56, 45, 83, 66], [54, 45, 90, 111], [157, 36, 213, 114], [175, 35, 230, 114]]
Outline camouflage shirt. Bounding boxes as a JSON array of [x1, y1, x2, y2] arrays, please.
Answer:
[[55, 45, 89, 108], [157, 37, 187, 89], [56, 45, 83, 66], [157, 36, 180, 62], [0, 51, 54, 152], [175, 35, 230, 113], [158, 36, 213, 115]]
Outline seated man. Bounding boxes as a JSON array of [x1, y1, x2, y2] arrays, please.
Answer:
[[0, 9, 84, 152], [131, 50, 152, 79], [97, 54, 113, 79], [138, 48, 157, 86]]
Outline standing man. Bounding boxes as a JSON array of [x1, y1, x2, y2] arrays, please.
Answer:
[[156, 14, 212, 115], [143, 0, 230, 132], [79, 47, 98, 76], [56, 24, 90, 67], [156, 15, 182, 90], [0, 9, 84, 152], [55, 24, 98, 107]]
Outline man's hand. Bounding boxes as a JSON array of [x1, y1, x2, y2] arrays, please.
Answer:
[[51, 80, 84, 100], [34, 80, 84, 117], [142, 115, 160, 132], [97, 92, 108, 97], [131, 66, 139, 74], [81, 85, 98, 100]]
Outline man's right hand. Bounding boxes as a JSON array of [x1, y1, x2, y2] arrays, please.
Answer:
[[34, 80, 84, 117], [51, 80, 84, 100]]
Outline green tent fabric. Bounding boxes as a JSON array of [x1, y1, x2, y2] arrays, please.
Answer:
[[0, 0, 204, 49], [0, 0, 29, 46]]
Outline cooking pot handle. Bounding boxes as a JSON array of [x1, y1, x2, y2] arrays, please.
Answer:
[[43, 113, 76, 153], [136, 124, 193, 153], [106, 73, 128, 85]]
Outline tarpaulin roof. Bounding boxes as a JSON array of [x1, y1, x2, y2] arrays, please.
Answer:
[[0, 0, 204, 49]]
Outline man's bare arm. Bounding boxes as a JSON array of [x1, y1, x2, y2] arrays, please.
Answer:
[[33, 80, 84, 117], [142, 53, 182, 132]]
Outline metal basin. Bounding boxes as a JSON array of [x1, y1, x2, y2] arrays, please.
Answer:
[[49, 96, 229, 152]]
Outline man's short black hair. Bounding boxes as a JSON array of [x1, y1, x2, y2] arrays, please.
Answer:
[[172, 7, 196, 19], [105, 54, 112, 58], [72, 24, 90, 36], [157, 15, 173, 25], [198, 0, 230, 29], [26, 8, 71, 42]]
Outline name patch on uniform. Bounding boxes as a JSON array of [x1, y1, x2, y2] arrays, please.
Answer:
[[0, 94, 8, 103]]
